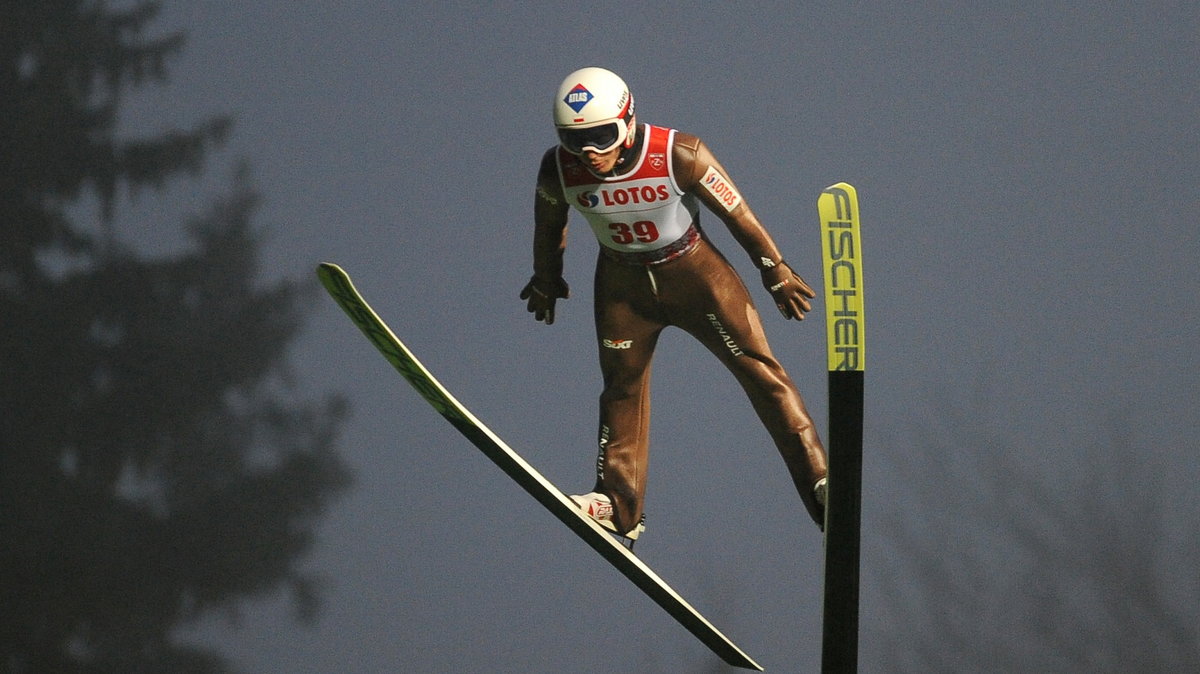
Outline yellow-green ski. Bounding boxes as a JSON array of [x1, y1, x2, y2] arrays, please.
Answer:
[[317, 262, 763, 671]]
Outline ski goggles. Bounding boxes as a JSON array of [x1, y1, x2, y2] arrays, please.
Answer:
[[557, 120, 628, 155]]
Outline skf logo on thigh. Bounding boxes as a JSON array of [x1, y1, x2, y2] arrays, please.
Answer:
[[603, 338, 633, 349]]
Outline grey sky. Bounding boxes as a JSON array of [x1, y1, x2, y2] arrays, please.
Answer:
[[105, 2, 1199, 671]]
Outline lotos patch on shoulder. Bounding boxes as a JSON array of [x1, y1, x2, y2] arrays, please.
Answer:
[[699, 165, 742, 212]]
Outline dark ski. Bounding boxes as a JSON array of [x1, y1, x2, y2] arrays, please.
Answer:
[[817, 183, 865, 673]]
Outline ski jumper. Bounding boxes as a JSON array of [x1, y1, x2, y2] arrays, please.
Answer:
[[532, 124, 828, 534]]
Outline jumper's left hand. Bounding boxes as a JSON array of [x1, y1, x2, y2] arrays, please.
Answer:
[[761, 262, 815, 320]]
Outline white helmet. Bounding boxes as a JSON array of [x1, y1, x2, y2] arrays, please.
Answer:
[[553, 67, 636, 154]]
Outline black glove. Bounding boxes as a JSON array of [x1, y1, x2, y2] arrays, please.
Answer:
[[760, 260, 815, 320], [519, 275, 570, 325]]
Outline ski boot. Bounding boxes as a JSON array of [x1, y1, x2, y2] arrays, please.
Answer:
[[814, 477, 828, 532], [569, 491, 646, 548]]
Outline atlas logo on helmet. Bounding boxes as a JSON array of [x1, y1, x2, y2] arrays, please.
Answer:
[[564, 84, 593, 113]]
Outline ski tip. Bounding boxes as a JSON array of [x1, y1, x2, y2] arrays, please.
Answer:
[[822, 181, 856, 195], [315, 263, 353, 297]]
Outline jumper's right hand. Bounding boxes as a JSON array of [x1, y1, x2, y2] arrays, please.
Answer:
[[519, 275, 570, 324]]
